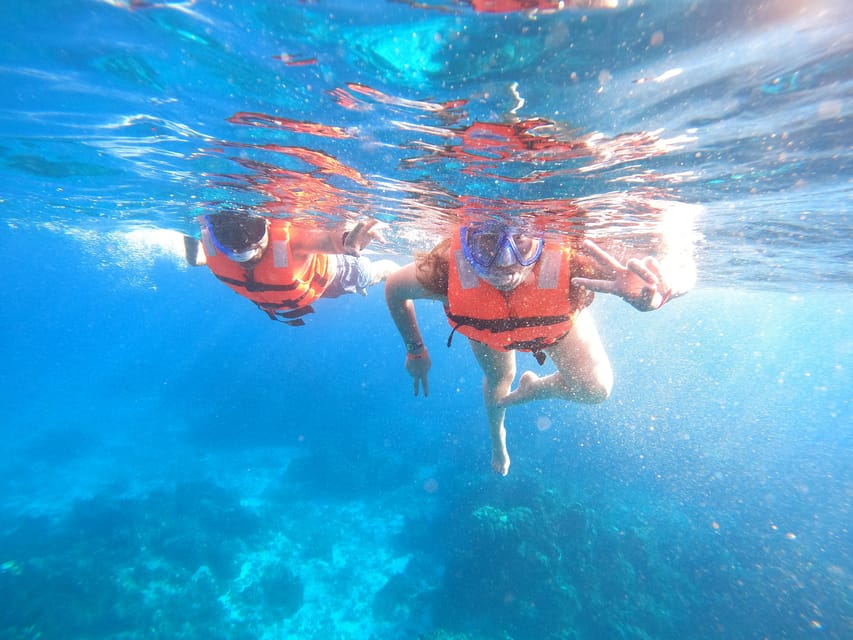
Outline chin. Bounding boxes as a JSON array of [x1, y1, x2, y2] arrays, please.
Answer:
[[486, 272, 524, 291]]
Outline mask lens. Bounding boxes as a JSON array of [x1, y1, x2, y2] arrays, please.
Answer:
[[511, 234, 539, 261], [466, 230, 503, 267], [512, 234, 543, 265], [462, 225, 543, 269]]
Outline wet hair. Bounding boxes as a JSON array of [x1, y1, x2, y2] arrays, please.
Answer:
[[415, 238, 451, 296], [206, 212, 267, 252]]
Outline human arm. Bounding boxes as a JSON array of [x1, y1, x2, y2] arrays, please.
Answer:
[[384, 262, 441, 397], [571, 197, 697, 310], [289, 219, 385, 259], [572, 238, 694, 311]]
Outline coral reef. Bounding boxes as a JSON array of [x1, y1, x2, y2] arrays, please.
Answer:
[[383, 471, 703, 640], [0, 483, 272, 639]]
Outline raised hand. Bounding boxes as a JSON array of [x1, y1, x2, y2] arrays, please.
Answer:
[[342, 219, 386, 256], [572, 239, 673, 311]]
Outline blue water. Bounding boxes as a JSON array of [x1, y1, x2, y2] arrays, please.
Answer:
[[1, 1, 851, 638]]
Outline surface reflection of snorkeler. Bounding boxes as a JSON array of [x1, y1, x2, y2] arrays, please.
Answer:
[[386, 220, 695, 476], [185, 212, 398, 325]]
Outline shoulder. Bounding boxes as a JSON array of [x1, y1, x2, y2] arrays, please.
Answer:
[[414, 238, 451, 296]]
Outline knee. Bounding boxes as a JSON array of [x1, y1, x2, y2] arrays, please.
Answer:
[[586, 376, 612, 404], [588, 362, 613, 403], [563, 361, 612, 404], [483, 369, 516, 393]]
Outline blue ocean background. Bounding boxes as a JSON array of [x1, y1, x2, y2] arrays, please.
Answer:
[[1, 1, 851, 639]]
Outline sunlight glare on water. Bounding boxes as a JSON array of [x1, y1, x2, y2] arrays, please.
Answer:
[[1, 0, 849, 290]]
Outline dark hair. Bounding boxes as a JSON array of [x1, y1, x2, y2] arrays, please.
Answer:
[[207, 213, 267, 252]]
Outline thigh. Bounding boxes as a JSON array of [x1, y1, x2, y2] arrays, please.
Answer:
[[469, 339, 516, 386], [546, 308, 612, 385]]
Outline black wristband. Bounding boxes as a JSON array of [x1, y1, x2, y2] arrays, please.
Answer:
[[341, 230, 361, 256]]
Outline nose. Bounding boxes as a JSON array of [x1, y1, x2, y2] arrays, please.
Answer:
[[494, 241, 515, 267]]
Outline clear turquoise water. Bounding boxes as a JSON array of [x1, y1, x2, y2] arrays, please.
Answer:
[[0, 1, 851, 639]]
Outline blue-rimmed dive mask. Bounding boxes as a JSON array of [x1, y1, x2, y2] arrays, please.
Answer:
[[460, 224, 544, 272], [203, 213, 268, 263]]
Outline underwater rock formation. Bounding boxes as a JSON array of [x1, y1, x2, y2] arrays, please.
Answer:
[[382, 471, 711, 640]]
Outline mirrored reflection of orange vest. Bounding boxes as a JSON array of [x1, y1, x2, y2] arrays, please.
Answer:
[[470, 0, 564, 13], [445, 231, 584, 358], [202, 220, 332, 325]]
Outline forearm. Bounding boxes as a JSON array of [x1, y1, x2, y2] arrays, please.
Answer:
[[384, 264, 434, 351], [386, 287, 425, 351], [291, 228, 343, 255], [293, 219, 381, 257]]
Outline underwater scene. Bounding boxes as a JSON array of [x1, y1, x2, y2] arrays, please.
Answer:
[[0, 1, 851, 639]]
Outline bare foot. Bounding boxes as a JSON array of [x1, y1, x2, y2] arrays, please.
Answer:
[[498, 370, 540, 408], [491, 446, 510, 476]]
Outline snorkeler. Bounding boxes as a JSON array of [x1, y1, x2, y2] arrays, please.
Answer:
[[385, 220, 694, 476], [185, 212, 399, 325]]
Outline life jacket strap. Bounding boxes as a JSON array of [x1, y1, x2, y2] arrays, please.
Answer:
[[446, 323, 462, 348], [261, 305, 316, 326], [445, 322, 567, 365], [445, 312, 572, 333]]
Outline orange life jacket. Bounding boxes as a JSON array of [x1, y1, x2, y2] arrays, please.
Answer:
[[202, 220, 332, 325], [445, 230, 585, 360]]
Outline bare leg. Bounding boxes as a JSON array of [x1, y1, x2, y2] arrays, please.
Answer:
[[469, 340, 517, 476], [499, 308, 613, 407], [368, 259, 400, 286]]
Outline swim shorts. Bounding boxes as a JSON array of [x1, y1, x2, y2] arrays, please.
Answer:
[[321, 254, 373, 298]]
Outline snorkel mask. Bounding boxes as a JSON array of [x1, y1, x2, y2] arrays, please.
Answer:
[[460, 224, 544, 277], [203, 213, 268, 263]]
